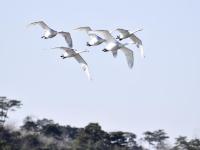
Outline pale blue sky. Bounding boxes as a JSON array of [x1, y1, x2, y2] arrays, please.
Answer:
[[0, 0, 200, 140]]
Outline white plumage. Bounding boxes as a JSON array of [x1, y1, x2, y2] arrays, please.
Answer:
[[28, 21, 73, 48], [115, 28, 144, 58], [28, 22, 145, 79], [74, 26, 105, 46], [52, 47, 91, 80], [89, 30, 134, 68]]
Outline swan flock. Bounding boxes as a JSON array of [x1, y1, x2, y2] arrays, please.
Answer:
[[28, 21, 144, 80]]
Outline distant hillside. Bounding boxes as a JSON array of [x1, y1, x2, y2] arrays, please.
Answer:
[[0, 117, 200, 150], [0, 97, 200, 150]]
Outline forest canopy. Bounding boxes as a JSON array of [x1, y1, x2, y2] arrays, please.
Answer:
[[0, 98, 199, 150]]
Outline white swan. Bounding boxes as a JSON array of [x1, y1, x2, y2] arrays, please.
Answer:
[[115, 28, 144, 58], [74, 26, 105, 46], [89, 30, 134, 68], [28, 21, 73, 48], [52, 47, 91, 80]]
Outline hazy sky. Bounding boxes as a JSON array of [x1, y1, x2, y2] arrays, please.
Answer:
[[0, 0, 200, 140]]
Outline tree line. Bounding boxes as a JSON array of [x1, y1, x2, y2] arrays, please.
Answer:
[[0, 97, 200, 150]]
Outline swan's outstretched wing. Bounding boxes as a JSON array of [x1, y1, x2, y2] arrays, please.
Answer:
[[112, 51, 118, 58], [115, 28, 130, 38], [74, 54, 91, 80], [119, 47, 134, 69], [74, 26, 92, 33], [58, 32, 73, 48], [51, 47, 91, 80], [138, 45, 145, 58], [89, 30, 114, 41], [88, 33, 105, 45], [130, 34, 142, 45], [130, 34, 144, 58], [28, 21, 50, 30], [88, 33, 103, 40]]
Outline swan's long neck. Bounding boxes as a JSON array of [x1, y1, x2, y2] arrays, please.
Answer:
[[76, 50, 89, 54], [129, 28, 143, 35], [86, 29, 92, 34]]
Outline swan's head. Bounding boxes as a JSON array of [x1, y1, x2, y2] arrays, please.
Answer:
[[116, 35, 122, 41], [60, 54, 66, 59], [86, 42, 92, 47]]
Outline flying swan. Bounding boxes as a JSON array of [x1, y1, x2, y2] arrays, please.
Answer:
[[74, 26, 105, 46], [114, 28, 144, 58], [28, 21, 73, 48], [89, 30, 134, 68], [52, 47, 91, 80]]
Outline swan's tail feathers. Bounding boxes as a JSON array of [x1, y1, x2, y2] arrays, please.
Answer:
[[81, 64, 92, 81], [26, 24, 31, 28], [112, 51, 118, 58], [139, 45, 145, 58]]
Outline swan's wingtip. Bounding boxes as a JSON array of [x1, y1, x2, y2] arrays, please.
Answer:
[[26, 24, 32, 28]]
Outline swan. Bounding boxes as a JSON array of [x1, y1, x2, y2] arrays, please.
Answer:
[[28, 21, 73, 48], [74, 26, 105, 46], [88, 30, 134, 68], [52, 47, 91, 80], [115, 28, 144, 58]]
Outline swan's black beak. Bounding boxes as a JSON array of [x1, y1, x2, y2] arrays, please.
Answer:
[[41, 36, 47, 39], [86, 42, 91, 47], [102, 49, 109, 52], [60, 56, 65, 59], [116, 36, 122, 41]]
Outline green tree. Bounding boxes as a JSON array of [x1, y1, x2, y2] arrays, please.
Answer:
[[173, 136, 188, 150], [73, 123, 111, 150], [173, 136, 200, 150], [0, 97, 22, 127], [20, 134, 42, 150], [0, 127, 21, 150], [188, 138, 200, 150], [143, 129, 169, 149], [21, 116, 39, 132]]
